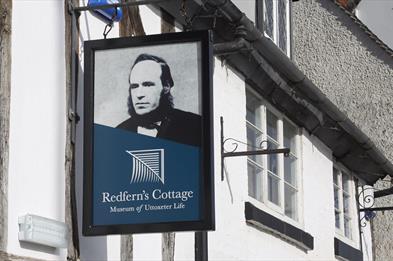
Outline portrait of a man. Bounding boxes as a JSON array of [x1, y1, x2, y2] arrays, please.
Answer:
[[116, 53, 201, 147], [84, 31, 214, 235]]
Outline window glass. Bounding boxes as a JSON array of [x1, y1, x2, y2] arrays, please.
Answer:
[[284, 155, 296, 185], [342, 172, 350, 192], [246, 89, 299, 221], [283, 120, 297, 186], [278, 0, 287, 52], [333, 166, 354, 240], [268, 173, 280, 205], [267, 141, 278, 174], [283, 120, 296, 150], [333, 167, 339, 185], [246, 91, 262, 128], [335, 210, 341, 229], [263, 0, 274, 39], [258, 0, 290, 56], [247, 124, 264, 165], [344, 217, 351, 238], [248, 161, 263, 202], [246, 91, 264, 164], [334, 186, 340, 210], [284, 184, 297, 219], [267, 110, 278, 141], [343, 194, 350, 214]]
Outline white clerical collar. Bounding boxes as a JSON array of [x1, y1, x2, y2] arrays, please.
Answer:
[[137, 127, 158, 137], [137, 121, 161, 137]]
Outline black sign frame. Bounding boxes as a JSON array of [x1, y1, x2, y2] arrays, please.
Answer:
[[83, 31, 214, 236]]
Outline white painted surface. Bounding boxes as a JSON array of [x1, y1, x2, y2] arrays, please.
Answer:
[[77, 3, 120, 261], [77, 4, 165, 261], [301, 132, 335, 260], [205, 59, 351, 261], [174, 232, 194, 260], [356, 0, 393, 49], [360, 211, 373, 261], [6, 1, 374, 260], [8, 1, 67, 259], [75, 3, 372, 260], [133, 234, 162, 260]]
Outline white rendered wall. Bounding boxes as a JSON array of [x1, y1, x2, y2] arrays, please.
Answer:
[[356, 0, 393, 49], [206, 59, 337, 260], [208, 63, 366, 260], [75, 2, 370, 260], [7, 1, 67, 259], [4, 1, 373, 260], [77, 2, 121, 261], [76, 4, 165, 261]]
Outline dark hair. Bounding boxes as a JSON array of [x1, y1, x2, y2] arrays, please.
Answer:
[[130, 53, 174, 88]]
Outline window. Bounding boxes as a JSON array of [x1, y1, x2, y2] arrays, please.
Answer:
[[333, 166, 355, 239], [256, 0, 291, 56], [246, 90, 300, 221]]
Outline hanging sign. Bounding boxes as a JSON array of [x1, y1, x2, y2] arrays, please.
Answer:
[[83, 31, 214, 235]]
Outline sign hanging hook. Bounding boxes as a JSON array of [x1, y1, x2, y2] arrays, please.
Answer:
[[102, 7, 118, 39], [103, 22, 113, 39]]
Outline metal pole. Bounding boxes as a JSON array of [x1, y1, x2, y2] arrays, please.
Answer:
[[223, 148, 290, 158], [195, 231, 208, 261], [73, 0, 170, 12], [220, 117, 224, 181], [359, 207, 393, 212]]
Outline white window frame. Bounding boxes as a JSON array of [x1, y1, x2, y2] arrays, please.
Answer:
[[333, 162, 360, 247], [258, 0, 291, 57], [246, 88, 302, 227]]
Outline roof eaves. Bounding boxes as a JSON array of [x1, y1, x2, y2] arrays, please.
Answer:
[[154, 0, 393, 184]]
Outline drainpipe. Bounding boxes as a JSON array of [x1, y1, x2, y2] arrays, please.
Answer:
[[213, 26, 249, 55], [214, 25, 325, 126]]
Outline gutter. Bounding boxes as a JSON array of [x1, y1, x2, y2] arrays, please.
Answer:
[[204, 0, 393, 180]]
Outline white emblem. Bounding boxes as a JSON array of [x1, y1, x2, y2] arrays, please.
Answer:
[[126, 149, 165, 184]]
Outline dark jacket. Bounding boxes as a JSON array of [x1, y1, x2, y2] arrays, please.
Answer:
[[116, 109, 201, 147]]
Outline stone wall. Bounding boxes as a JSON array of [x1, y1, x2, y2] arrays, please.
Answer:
[[292, 1, 393, 260], [292, 0, 393, 161], [372, 177, 393, 261]]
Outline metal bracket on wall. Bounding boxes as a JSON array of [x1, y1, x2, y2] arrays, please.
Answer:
[[220, 116, 290, 181], [71, 0, 170, 12], [357, 185, 393, 227]]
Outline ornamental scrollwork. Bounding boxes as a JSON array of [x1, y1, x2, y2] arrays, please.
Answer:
[[358, 186, 376, 228], [222, 138, 269, 153]]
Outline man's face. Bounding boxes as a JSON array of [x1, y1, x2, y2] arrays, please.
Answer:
[[129, 60, 164, 115]]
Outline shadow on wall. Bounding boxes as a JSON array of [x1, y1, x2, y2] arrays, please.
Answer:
[[319, 0, 393, 70], [19, 241, 60, 256], [75, 61, 109, 260]]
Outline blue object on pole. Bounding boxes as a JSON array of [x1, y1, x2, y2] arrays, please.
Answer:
[[88, 0, 123, 24]]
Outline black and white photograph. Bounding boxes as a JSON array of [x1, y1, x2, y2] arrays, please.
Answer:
[[94, 41, 202, 147]]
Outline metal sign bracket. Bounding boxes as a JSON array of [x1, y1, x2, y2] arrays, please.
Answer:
[[358, 185, 393, 227], [220, 116, 290, 181]]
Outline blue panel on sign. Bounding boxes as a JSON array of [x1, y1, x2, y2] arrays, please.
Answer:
[[92, 124, 201, 225], [88, 0, 123, 23]]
